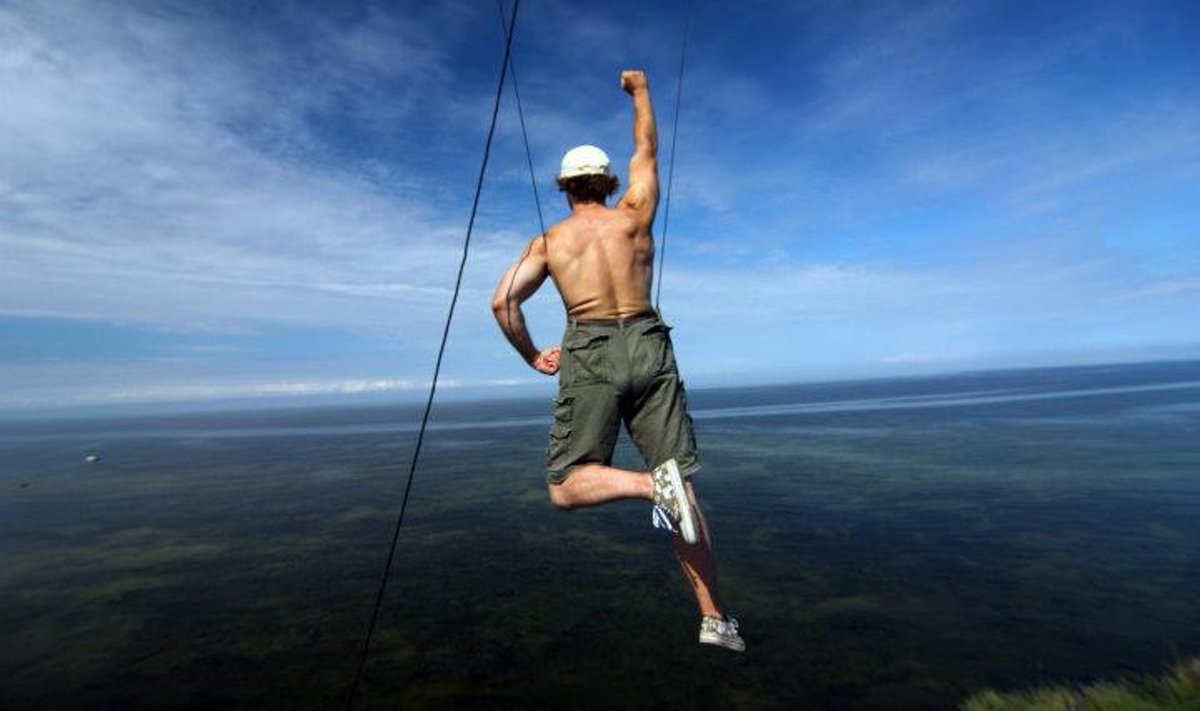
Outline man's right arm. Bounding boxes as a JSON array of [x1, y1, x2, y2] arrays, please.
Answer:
[[616, 70, 659, 224], [491, 236, 560, 375]]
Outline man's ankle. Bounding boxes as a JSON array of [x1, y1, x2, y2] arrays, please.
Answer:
[[640, 472, 655, 500]]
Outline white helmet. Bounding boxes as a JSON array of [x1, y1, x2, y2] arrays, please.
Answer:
[[559, 145, 613, 179]]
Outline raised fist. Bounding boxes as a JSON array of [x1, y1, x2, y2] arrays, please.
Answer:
[[621, 70, 648, 94]]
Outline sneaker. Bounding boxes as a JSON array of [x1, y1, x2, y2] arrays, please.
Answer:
[[650, 458, 697, 544], [699, 615, 745, 652]]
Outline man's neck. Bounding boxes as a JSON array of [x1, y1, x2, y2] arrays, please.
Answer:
[[570, 200, 608, 216]]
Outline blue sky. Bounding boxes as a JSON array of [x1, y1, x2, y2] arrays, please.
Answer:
[[1, 0, 1197, 412]]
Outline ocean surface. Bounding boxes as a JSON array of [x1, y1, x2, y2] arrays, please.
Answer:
[[1, 361, 1198, 710]]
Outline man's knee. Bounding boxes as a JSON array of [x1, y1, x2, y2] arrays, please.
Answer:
[[547, 482, 575, 511]]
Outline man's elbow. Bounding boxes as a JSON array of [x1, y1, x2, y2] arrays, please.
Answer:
[[491, 295, 514, 320]]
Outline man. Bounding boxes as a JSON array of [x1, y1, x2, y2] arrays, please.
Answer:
[[491, 69, 743, 652]]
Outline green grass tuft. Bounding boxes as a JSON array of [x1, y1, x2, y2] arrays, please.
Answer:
[[963, 659, 1200, 711]]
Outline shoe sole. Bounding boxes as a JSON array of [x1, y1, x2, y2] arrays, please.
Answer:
[[659, 459, 697, 544], [699, 632, 746, 652]]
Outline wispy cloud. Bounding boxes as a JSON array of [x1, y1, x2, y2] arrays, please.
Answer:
[[0, 0, 485, 339], [0, 359, 544, 410], [670, 1, 1200, 247], [1, 0, 1196, 409], [654, 246, 1199, 380]]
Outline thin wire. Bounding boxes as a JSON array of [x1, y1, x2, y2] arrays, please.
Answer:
[[343, 1, 522, 708], [655, 0, 693, 310], [495, 0, 548, 354], [497, 0, 547, 239]]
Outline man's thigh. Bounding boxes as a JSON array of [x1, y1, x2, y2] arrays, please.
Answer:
[[546, 383, 622, 484], [626, 373, 701, 477]]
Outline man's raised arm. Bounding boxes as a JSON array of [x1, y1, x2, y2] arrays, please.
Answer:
[[616, 70, 659, 221]]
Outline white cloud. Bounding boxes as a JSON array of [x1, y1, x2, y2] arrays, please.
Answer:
[[0, 0, 482, 339], [1, 1, 1196, 409], [651, 245, 1199, 380], [1113, 278, 1200, 303], [0, 357, 549, 410], [879, 351, 973, 366]]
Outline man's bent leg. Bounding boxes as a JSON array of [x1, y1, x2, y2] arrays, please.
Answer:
[[547, 463, 654, 510]]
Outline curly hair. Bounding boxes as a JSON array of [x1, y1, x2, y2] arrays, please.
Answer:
[[556, 174, 620, 205]]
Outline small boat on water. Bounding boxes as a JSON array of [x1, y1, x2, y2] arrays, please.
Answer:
[[85, 453, 102, 463]]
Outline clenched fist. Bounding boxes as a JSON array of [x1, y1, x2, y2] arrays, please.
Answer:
[[531, 346, 561, 375], [621, 70, 648, 95]]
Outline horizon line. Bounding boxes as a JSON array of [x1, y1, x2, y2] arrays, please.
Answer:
[[3, 355, 1198, 422]]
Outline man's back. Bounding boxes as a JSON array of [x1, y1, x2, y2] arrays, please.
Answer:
[[491, 69, 658, 373], [545, 203, 654, 321], [543, 70, 659, 322]]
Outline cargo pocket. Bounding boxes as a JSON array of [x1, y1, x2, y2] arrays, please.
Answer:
[[640, 322, 678, 377], [562, 332, 609, 386], [546, 394, 573, 470]]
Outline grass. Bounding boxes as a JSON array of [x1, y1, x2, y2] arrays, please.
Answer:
[[963, 658, 1200, 711]]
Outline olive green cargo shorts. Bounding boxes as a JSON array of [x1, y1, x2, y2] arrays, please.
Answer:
[[546, 312, 701, 484]]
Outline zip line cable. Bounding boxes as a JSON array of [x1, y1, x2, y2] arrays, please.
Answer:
[[497, 0, 548, 326], [345, 0, 692, 703], [342, 1, 522, 708], [655, 0, 694, 311], [497, 0, 548, 240], [502, 0, 694, 317]]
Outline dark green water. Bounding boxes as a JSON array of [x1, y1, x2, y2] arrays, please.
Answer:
[[2, 361, 1198, 710]]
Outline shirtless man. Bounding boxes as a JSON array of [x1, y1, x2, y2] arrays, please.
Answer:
[[491, 70, 743, 652]]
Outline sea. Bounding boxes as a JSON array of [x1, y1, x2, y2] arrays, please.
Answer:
[[1, 360, 1198, 710]]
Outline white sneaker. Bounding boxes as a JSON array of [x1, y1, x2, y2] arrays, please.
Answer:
[[699, 615, 745, 652], [650, 458, 697, 544]]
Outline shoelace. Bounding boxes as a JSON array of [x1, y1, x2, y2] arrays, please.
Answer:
[[651, 503, 677, 533], [705, 616, 739, 636]]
